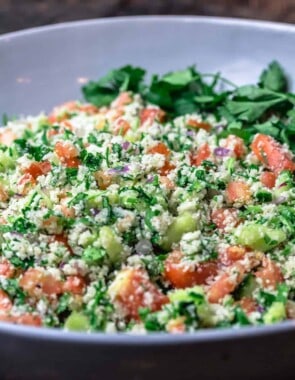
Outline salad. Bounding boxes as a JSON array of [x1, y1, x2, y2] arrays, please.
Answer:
[[0, 62, 295, 333]]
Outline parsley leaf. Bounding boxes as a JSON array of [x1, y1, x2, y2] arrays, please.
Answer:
[[259, 60, 288, 93], [80, 149, 102, 172], [82, 65, 146, 107]]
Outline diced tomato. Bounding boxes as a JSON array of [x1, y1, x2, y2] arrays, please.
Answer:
[[140, 108, 166, 126], [20, 268, 63, 297], [164, 251, 219, 289], [260, 171, 276, 189], [55, 141, 79, 159], [238, 297, 257, 314], [64, 157, 80, 168], [147, 143, 175, 175], [220, 246, 247, 266], [61, 120, 74, 131], [166, 317, 186, 333], [159, 176, 175, 190], [47, 115, 59, 124], [110, 268, 168, 320], [60, 198, 75, 218], [23, 161, 51, 179], [63, 276, 86, 295], [79, 104, 99, 114], [191, 143, 211, 166], [0, 185, 8, 202], [0, 129, 16, 147], [255, 257, 283, 289], [0, 290, 12, 311], [226, 181, 251, 204], [0, 258, 14, 278], [223, 135, 246, 158], [208, 253, 262, 303], [55, 141, 80, 168], [251, 134, 295, 174], [18, 173, 36, 195], [114, 119, 131, 136], [211, 208, 239, 230], [186, 119, 211, 132], [148, 142, 171, 157], [112, 92, 132, 108], [207, 261, 247, 303], [109, 109, 124, 123], [49, 101, 97, 124], [15, 314, 42, 327], [39, 274, 63, 296], [52, 234, 73, 254], [48, 101, 75, 124], [159, 161, 176, 176]]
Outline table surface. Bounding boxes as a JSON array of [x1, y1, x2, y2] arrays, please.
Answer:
[[0, 0, 294, 34]]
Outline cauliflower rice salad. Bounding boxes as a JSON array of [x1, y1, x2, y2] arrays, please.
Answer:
[[1, 62, 295, 333]]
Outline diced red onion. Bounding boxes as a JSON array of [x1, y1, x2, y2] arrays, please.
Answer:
[[122, 141, 130, 150], [146, 175, 154, 183], [257, 305, 265, 313], [109, 165, 129, 174], [90, 208, 101, 216], [214, 147, 230, 157], [279, 182, 287, 189], [273, 195, 287, 204]]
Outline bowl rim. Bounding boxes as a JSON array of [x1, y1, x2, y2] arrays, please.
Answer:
[[1, 15, 295, 43], [1, 15, 295, 343], [0, 319, 295, 345]]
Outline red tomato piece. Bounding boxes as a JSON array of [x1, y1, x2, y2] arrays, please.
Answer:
[[211, 208, 239, 230], [55, 141, 80, 168], [159, 161, 176, 176], [140, 108, 166, 126], [0, 290, 12, 312], [52, 234, 73, 254], [238, 297, 257, 314], [223, 135, 246, 158], [20, 268, 63, 297], [18, 173, 36, 195], [113, 92, 132, 108], [114, 119, 131, 136], [186, 119, 211, 132], [220, 246, 247, 266], [63, 276, 86, 295], [110, 268, 168, 320], [251, 134, 295, 174], [148, 142, 171, 157], [16, 314, 42, 327], [191, 143, 211, 166], [0, 130, 16, 147], [0, 258, 14, 278], [226, 181, 251, 204], [164, 251, 219, 289], [255, 257, 283, 289], [260, 171, 276, 189], [23, 161, 51, 179], [55, 141, 79, 159]]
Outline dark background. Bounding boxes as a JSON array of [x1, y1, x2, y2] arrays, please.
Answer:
[[0, 0, 295, 34]]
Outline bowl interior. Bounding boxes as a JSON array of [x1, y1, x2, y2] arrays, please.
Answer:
[[1, 16, 295, 116]]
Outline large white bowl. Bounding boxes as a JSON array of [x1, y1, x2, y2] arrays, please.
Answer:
[[1, 16, 295, 380]]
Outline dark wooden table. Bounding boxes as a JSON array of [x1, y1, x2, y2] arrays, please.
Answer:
[[0, 0, 294, 34]]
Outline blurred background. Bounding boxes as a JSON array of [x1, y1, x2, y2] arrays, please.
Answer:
[[0, 0, 295, 34]]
